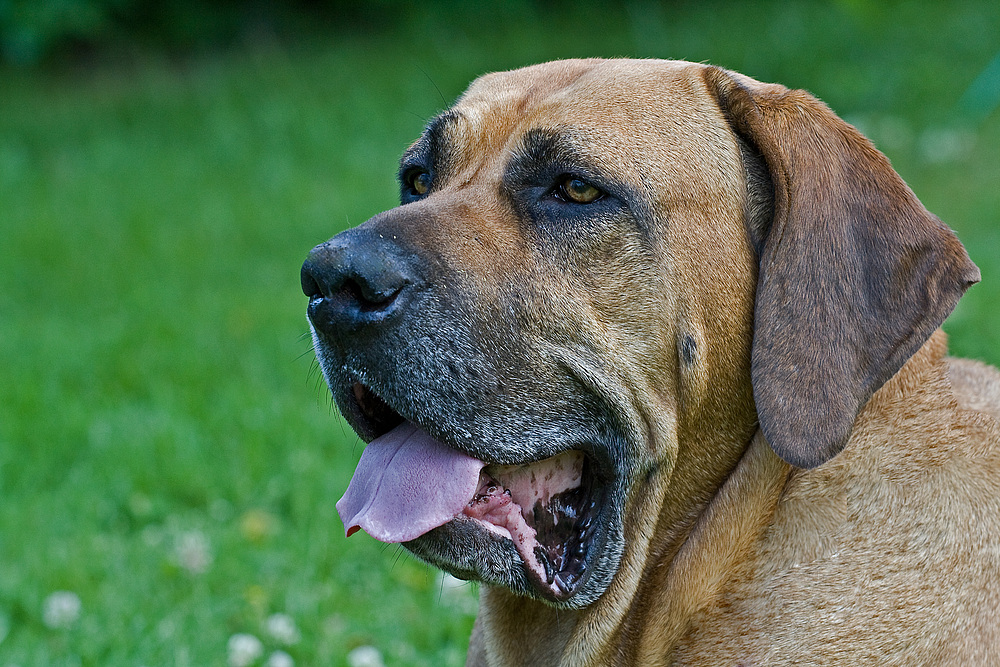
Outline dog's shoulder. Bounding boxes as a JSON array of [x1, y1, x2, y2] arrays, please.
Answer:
[[674, 332, 1000, 665]]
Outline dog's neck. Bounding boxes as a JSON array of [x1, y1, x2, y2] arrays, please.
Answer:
[[618, 432, 789, 665]]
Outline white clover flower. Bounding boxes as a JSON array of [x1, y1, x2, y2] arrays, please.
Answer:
[[265, 613, 301, 645], [266, 650, 294, 667], [42, 591, 81, 629], [227, 633, 264, 667], [346, 645, 385, 667], [175, 530, 213, 574]]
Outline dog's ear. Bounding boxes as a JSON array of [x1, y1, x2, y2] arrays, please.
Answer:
[[702, 66, 980, 468]]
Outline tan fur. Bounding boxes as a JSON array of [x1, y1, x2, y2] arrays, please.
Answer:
[[435, 60, 1000, 666], [949, 358, 1000, 423], [671, 333, 1000, 665], [319, 58, 999, 665]]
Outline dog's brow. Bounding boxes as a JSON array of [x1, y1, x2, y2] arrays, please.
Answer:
[[518, 128, 582, 166], [504, 127, 599, 186], [503, 126, 657, 242], [400, 111, 461, 175]]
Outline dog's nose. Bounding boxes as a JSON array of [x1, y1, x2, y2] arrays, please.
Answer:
[[301, 231, 417, 334]]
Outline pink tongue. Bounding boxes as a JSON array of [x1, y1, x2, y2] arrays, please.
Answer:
[[336, 422, 486, 542]]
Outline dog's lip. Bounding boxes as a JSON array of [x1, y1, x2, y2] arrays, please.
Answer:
[[345, 380, 609, 601], [348, 380, 404, 439]]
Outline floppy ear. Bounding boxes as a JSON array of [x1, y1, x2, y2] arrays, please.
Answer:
[[702, 66, 980, 468]]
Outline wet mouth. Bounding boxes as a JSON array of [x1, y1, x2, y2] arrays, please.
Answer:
[[337, 382, 604, 600], [463, 453, 600, 597]]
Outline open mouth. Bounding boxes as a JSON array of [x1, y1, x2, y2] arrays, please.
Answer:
[[336, 382, 604, 601], [464, 451, 600, 597]]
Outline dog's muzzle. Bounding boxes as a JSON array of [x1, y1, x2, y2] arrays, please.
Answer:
[[300, 199, 628, 607]]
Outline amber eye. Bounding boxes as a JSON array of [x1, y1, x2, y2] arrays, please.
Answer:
[[558, 177, 602, 204], [410, 170, 432, 196]]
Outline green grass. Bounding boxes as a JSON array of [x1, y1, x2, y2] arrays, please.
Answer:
[[1, 2, 998, 665]]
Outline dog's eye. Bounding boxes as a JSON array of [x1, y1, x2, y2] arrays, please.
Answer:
[[406, 170, 432, 197], [557, 177, 603, 204]]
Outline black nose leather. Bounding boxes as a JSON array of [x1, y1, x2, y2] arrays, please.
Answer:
[[302, 232, 416, 334]]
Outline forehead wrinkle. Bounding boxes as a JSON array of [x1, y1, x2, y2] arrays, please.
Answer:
[[440, 105, 531, 187], [445, 67, 620, 186], [524, 83, 744, 214], [432, 60, 733, 203], [505, 124, 652, 202], [503, 126, 610, 191]]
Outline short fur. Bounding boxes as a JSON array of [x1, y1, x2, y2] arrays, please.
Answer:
[[302, 59, 999, 666]]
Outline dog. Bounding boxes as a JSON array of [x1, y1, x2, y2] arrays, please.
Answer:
[[301, 59, 1000, 665]]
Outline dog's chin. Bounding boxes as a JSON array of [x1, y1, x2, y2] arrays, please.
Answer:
[[405, 493, 619, 608], [340, 380, 621, 607]]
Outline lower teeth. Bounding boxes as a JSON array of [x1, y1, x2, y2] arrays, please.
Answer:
[[535, 546, 555, 584]]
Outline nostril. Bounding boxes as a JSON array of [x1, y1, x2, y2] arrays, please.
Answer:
[[301, 253, 411, 333], [300, 264, 323, 299], [347, 276, 407, 310]]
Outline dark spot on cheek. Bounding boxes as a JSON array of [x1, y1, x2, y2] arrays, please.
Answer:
[[644, 462, 660, 485], [679, 334, 698, 367]]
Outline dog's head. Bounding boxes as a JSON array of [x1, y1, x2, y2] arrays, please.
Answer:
[[302, 59, 978, 608]]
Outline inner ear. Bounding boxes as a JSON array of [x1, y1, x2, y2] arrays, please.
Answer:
[[734, 133, 775, 259]]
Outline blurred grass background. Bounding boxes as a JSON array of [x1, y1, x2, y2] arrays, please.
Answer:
[[1, 1, 998, 665]]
